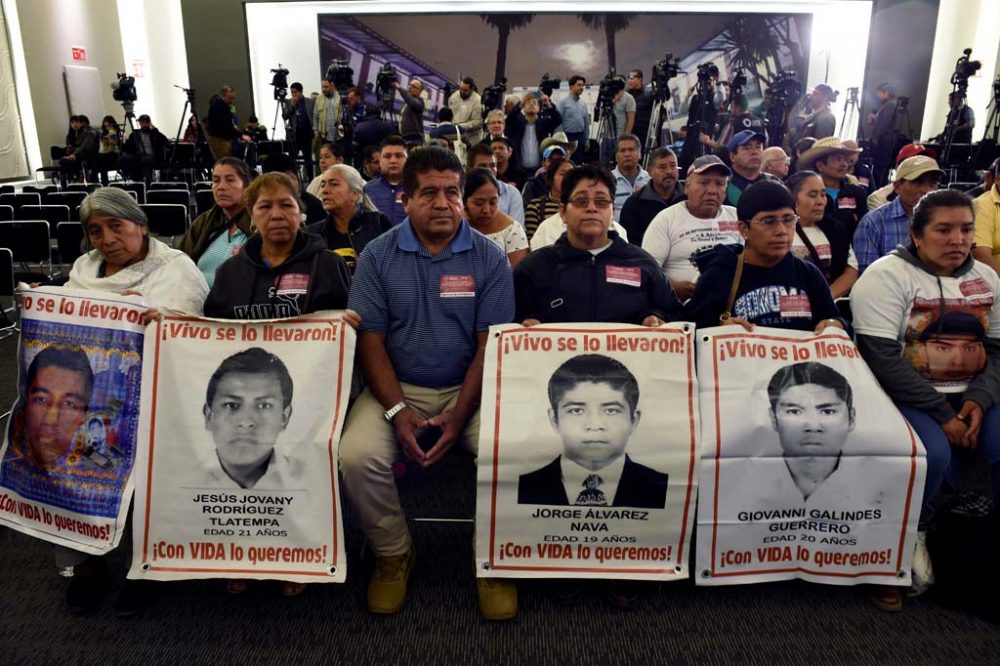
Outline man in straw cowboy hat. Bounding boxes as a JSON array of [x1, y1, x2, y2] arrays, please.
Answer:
[[796, 137, 869, 234]]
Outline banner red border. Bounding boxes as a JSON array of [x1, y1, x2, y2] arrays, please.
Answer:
[[139, 316, 347, 576], [487, 326, 697, 575], [706, 331, 919, 580]]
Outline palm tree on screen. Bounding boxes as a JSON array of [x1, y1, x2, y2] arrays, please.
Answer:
[[481, 13, 534, 84], [577, 13, 634, 73]]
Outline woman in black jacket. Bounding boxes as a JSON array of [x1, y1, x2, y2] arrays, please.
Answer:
[[786, 171, 858, 298], [307, 164, 390, 274]]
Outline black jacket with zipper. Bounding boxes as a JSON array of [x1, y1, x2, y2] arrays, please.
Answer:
[[306, 209, 391, 273], [513, 231, 683, 324], [204, 231, 351, 320]]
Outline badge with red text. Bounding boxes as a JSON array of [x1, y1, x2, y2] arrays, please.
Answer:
[[276, 274, 309, 296], [606, 265, 642, 287], [440, 274, 476, 298], [779, 294, 811, 318], [959, 277, 992, 298], [718, 221, 739, 233]]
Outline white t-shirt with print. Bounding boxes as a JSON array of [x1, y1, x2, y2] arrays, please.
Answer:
[[641, 201, 740, 284], [852, 252, 1000, 393], [790, 224, 859, 271]]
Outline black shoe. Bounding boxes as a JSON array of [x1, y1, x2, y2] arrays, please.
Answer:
[[65, 559, 110, 614], [545, 580, 584, 606], [114, 579, 156, 618], [606, 579, 647, 609]]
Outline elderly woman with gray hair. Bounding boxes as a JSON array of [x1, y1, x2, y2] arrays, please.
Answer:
[[308, 164, 391, 273], [70, 187, 208, 314], [46, 188, 205, 617]]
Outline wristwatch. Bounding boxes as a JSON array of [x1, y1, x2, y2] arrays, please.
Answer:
[[383, 401, 408, 422]]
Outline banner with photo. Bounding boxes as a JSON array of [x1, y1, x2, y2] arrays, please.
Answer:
[[0, 288, 146, 554], [696, 327, 926, 587], [476, 323, 699, 581], [129, 314, 354, 584]]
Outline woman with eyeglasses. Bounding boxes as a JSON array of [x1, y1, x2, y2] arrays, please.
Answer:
[[787, 171, 858, 298], [686, 180, 845, 333], [514, 164, 682, 326]]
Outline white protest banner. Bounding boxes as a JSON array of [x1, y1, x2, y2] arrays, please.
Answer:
[[476, 323, 699, 580], [696, 326, 925, 586], [129, 313, 354, 583], [0, 287, 146, 554]]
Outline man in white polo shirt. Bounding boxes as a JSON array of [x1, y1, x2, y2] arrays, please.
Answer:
[[641, 155, 740, 300]]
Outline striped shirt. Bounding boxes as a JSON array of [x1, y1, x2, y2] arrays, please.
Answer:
[[852, 198, 910, 275], [197, 228, 248, 288], [348, 219, 514, 387]]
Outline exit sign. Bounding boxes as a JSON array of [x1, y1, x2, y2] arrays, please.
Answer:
[[71, 46, 86, 62]]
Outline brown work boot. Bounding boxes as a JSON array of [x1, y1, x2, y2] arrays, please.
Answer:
[[477, 577, 518, 620], [367, 546, 415, 614]]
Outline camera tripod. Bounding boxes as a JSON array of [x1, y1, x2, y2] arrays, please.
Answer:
[[643, 97, 676, 167], [114, 102, 149, 184], [594, 99, 618, 167], [838, 87, 863, 140], [167, 85, 207, 181]]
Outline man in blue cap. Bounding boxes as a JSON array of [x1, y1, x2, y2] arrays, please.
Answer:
[[725, 129, 779, 206]]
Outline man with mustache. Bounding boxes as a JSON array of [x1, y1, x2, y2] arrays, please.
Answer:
[[619, 147, 685, 247], [725, 130, 778, 206], [641, 155, 740, 301]]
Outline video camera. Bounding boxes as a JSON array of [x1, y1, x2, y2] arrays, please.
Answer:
[[482, 78, 507, 114], [375, 62, 398, 108], [326, 59, 355, 93], [766, 70, 803, 107], [724, 70, 748, 99], [650, 53, 680, 102], [539, 73, 561, 97], [110, 73, 137, 106], [270, 65, 289, 100], [596, 72, 625, 112], [951, 48, 982, 94]]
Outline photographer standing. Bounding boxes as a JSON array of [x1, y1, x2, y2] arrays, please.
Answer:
[[940, 92, 975, 144], [798, 84, 838, 140], [449, 77, 484, 145], [394, 78, 426, 143], [283, 82, 315, 179]]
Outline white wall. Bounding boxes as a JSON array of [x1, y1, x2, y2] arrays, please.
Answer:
[[0, 1, 30, 179], [920, 0, 1000, 141]]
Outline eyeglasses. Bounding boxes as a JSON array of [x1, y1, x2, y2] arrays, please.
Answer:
[[568, 195, 613, 209], [751, 214, 799, 228]]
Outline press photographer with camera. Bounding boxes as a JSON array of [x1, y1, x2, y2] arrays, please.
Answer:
[[120, 114, 168, 184], [798, 83, 838, 140], [394, 78, 426, 143], [282, 82, 315, 179]]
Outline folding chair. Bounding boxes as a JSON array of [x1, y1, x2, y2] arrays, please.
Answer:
[[18, 205, 71, 226], [149, 181, 190, 192], [44, 191, 87, 211], [65, 183, 100, 193], [0, 220, 54, 282], [23, 185, 58, 196], [165, 142, 197, 182], [34, 146, 65, 184], [194, 181, 213, 192], [56, 222, 86, 266], [257, 141, 285, 161], [110, 181, 146, 204], [140, 204, 188, 244], [195, 190, 215, 216], [0, 185, 13, 195], [0, 192, 42, 215], [0, 247, 18, 338], [146, 189, 191, 217], [0, 205, 13, 222]]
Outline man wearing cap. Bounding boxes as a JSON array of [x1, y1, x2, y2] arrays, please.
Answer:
[[468, 143, 525, 226], [642, 155, 740, 301], [798, 84, 837, 141], [611, 135, 650, 223], [522, 138, 572, 204], [620, 147, 684, 247], [852, 154, 944, 274], [867, 143, 937, 209], [797, 137, 868, 234], [725, 130, 778, 207], [718, 95, 767, 148], [686, 180, 845, 333], [506, 92, 562, 174], [448, 77, 484, 145], [762, 146, 790, 180], [556, 75, 590, 163], [973, 158, 1000, 275]]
